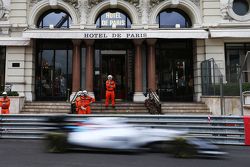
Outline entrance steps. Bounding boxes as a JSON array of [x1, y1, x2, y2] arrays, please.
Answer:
[[20, 101, 210, 115], [161, 102, 210, 115], [91, 102, 148, 114], [21, 102, 71, 114], [20, 101, 148, 114]]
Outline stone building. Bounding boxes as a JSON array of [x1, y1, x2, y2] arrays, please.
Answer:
[[0, 0, 250, 114]]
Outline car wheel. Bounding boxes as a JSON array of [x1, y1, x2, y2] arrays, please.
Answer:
[[147, 141, 169, 152], [45, 132, 68, 153], [169, 137, 197, 158]]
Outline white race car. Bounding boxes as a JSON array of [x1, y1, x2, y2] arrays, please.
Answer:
[[46, 116, 227, 158]]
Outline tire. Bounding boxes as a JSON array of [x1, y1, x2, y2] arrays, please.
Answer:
[[147, 141, 169, 153], [169, 137, 197, 158], [45, 132, 68, 153]]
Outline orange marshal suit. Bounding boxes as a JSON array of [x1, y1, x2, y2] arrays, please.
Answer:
[[75, 95, 95, 114], [0, 97, 10, 114], [105, 80, 116, 107]]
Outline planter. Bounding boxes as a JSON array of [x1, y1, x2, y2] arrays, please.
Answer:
[[0, 96, 25, 114], [201, 96, 241, 116]]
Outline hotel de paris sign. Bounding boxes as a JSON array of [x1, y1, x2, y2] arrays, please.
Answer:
[[83, 32, 147, 39], [84, 12, 147, 39]]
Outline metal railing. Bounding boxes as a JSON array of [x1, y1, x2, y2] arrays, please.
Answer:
[[0, 114, 245, 145], [238, 51, 250, 115], [144, 89, 162, 114], [70, 89, 82, 114], [201, 58, 224, 114]]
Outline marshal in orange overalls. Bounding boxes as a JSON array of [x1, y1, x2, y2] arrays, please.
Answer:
[[75, 95, 95, 114], [0, 96, 10, 114], [105, 79, 116, 107]]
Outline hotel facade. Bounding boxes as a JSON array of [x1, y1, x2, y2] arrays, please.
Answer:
[[1, 0, 250, 114]]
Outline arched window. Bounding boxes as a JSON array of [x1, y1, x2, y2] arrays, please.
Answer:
[[37, 9, 72, 28], [95, 9, 132, 28], [157, 9, 192, 28]]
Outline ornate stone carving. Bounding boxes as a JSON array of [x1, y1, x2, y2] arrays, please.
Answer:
[[125, 0, 139, 6], [220, 0, 232, 20], [140, 0, 149, 24], [63, 0, 79, 8], [150, 0, 200, 7], [150, 0, 164, 7], [0, 0, 10, 20], [88, 0, 103, 7], [80, 0, 90, 25]]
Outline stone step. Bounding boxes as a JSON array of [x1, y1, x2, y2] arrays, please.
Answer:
[[161, 112, 210, 115], [24, 102, 71, 106], [23, 106, 71, 109], [21, 101, 210, 115], [21, 108, 70, 113], [161, 103, 208, 107], [92, 103, 145, 106], [91, 107, 147, 110], [162, 107, 209, 110]]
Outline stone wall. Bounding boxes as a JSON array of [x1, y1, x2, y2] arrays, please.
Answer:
[[201, 96, 250, 116]]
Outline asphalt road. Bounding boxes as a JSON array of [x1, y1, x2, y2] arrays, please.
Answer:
[[0, 140, 250, 167]]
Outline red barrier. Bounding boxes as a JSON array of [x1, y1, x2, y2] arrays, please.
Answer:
[[244, 116, 250, 146]]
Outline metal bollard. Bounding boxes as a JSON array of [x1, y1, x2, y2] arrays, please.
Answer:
[[66, 88, 70, 102]]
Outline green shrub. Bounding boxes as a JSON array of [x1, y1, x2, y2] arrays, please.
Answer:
[[0, 91, 19, 96], [208, 83, 250, 96]]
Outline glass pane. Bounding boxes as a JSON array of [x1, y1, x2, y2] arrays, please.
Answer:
[[158, 9, 191, 28], [55, 50, 67, 96], [41, 50, 54, 96], [226, 43, 248, 83], [38, 10, 72, 28], [233, 0, 249, 16], [0, 47, 6, 91], [96, 11, 131, 28]]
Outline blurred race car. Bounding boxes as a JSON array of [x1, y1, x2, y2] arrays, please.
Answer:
[[45, 117, 227, 158]]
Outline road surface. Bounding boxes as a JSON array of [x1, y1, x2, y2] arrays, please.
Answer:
[[0, 139, 250, 167]]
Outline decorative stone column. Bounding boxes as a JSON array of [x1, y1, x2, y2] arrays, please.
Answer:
[[147, 39, 157, 92], [133, 39, 145, 102], [84, 39, 95, 98], [71, 39, 81, 93]]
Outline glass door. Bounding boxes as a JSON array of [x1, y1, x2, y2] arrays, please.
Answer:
[[156, 39, 193, 102], [36, 49, 72, 100], [100, 54, 126, 99]]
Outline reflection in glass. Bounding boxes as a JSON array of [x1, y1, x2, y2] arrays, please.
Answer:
[[37, 10, 72, 28], [0, 47, 6, 92], [233, 0, 249, 16], [36, 40, 72, 100], [157, 9, 191, 28], [225, 43, 249, 83], [156, 40, 193, 101], [96, 10, 131, 28]]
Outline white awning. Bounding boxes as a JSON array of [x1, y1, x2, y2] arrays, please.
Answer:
[[210, 28, 250, 38], [23, 29, 209, 39], [0, 37, 30, 46]]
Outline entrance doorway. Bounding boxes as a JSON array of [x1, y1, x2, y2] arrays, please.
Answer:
[[93, 39, 134, 101], [35, 40, 72, 101], [156, 39, 194, 101], [100, 54, 126, 99]]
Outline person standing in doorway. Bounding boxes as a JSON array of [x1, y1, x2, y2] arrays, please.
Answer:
[[105, 75, 116, 108], [0, 92, 10, 114], [75, 90, 95, 114]]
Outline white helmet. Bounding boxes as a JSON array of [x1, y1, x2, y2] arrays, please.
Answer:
[[108, 75, 112, 79], [82, 90, 88, 95], [2, 92, 7, 95]]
